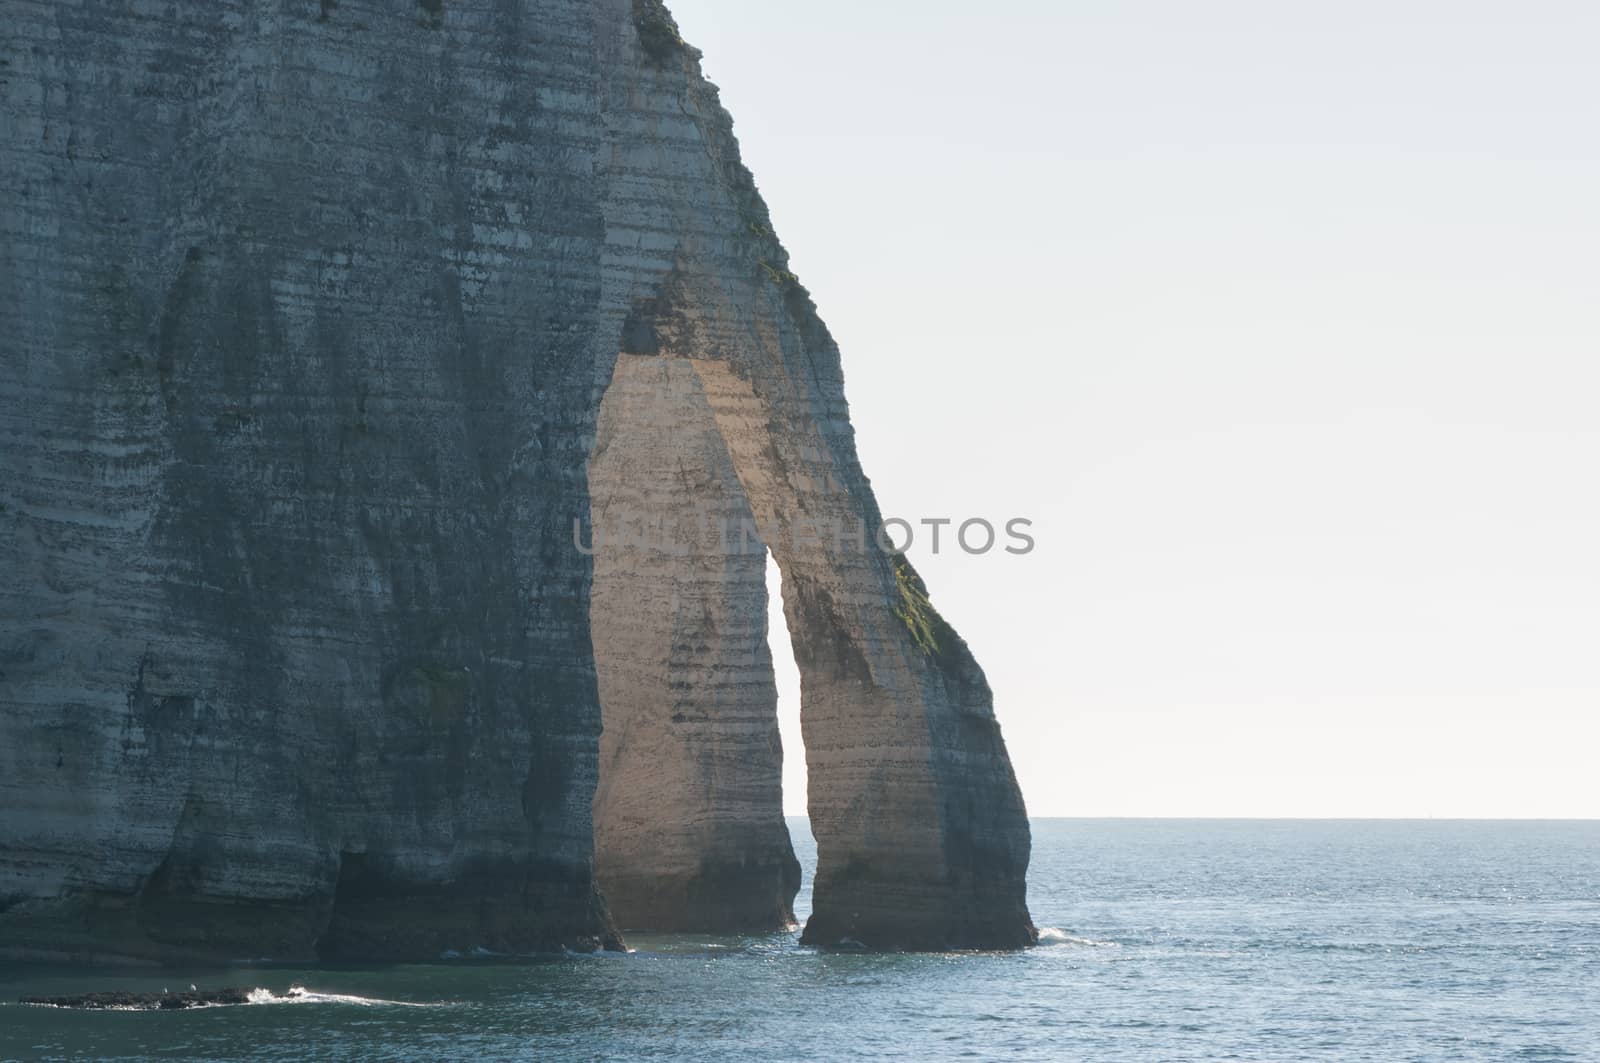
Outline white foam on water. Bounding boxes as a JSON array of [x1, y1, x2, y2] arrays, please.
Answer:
[[246, 986, 436, 1008], [1036, 927, 1120, 948], [561, 946, 619, 958]]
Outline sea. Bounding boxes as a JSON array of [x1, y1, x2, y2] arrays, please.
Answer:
[[3, 819, 1597, 1061]]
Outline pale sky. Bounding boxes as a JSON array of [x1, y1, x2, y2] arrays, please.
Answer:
[[667, 0, 1600, 818]]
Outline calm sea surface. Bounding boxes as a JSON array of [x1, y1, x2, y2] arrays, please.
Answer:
[[3, 819, 1597, 1061]]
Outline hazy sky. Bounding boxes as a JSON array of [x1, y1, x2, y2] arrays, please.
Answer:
[[668, 0, 1600, 818]]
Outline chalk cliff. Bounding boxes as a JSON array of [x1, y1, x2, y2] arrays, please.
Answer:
[[589, 355, 800, 931], [0, 0, 1034, 960]]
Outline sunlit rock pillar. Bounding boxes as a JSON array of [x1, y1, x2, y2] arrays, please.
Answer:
[[595, 0, 1037, 949], [588, 355, 800, 931], [687, 359, 1036, 950]]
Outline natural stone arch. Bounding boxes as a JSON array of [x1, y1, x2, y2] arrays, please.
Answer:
[[0, 0, 1031, 963], [588, 346, 1035, 949], [582, 0, 1032, 949]]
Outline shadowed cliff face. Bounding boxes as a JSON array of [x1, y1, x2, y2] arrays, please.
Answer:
[[0, 0, 1032, 960]]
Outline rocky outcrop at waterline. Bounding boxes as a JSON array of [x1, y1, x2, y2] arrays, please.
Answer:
[[0, 0, 1034, 959], [20, 988, 252, 1011]]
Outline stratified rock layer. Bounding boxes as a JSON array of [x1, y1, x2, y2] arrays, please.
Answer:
[[589, 356, 799, 931], [688, 360, 1035, 950], [2, 0, 620, 964], [0, 0, 1034, 958]]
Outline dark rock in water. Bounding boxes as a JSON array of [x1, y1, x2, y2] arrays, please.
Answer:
[[21, 988, 252, 1010]]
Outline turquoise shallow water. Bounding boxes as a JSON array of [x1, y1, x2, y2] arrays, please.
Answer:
[[3, 819, 1598, 1061]]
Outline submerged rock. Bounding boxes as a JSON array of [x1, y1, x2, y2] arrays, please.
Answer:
[[0, 0, 1034, 957], [21, 988, 252, 1010]]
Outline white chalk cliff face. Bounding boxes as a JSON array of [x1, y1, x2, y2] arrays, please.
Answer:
[[0, 0, 1034, 959], [589, 356, 800, 931]]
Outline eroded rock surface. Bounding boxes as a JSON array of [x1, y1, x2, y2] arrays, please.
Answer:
[[589, 356, 799, 930], [1, 0, 1034, 958]]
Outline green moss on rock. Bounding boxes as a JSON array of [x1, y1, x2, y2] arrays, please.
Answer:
[[758, 259, 800, 289], [633, 0, 687, 64], [892, 554, 955, 658]]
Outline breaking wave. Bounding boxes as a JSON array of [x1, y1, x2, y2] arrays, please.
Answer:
[[1037, 928, 1120, 948], [246, 986, 436, 1008]]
